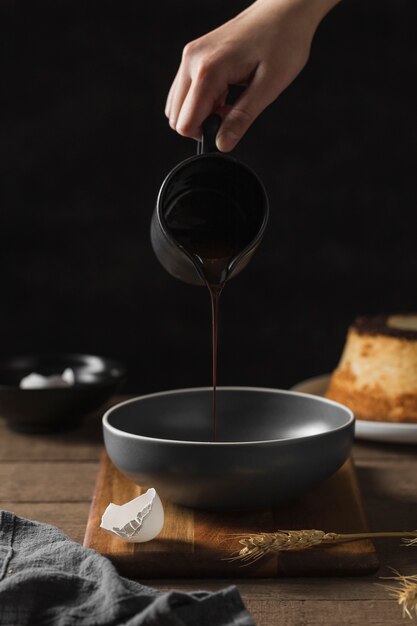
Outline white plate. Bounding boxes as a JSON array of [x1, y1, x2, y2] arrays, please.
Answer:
[[291, 374, 417, 444]]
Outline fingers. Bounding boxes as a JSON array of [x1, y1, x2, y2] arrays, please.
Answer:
[[166, 66, 192, 132], [166, 40, 228, 140], [175, 67, 226, 140], [165, 72, 178, 119], [166, 60, 277, 150], [216, 67, 275, 152]]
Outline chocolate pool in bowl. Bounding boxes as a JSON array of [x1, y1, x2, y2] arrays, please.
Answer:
[[103, 387, 354, 511]]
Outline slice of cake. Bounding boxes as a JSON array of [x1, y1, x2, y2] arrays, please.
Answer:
[[326, 314, 417, 423]]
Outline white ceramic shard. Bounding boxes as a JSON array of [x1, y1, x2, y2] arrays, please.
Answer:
[[20, 368, 75, 389], [100, 488, 164, 542]]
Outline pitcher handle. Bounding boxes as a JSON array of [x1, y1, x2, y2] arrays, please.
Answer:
[[196, 85, 247, 155], [197, 114, 222, 155]]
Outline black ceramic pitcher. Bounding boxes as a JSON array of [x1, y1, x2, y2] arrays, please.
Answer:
[[151, 114, 269, 285]]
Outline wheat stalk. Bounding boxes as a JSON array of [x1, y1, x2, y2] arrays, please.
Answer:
[[226, 529, 417, 565]]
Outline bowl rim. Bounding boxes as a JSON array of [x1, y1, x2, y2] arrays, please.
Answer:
[[103, 386, 355, 446]]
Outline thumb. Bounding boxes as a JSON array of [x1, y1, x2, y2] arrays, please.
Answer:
[[216, 72, 274, 152]]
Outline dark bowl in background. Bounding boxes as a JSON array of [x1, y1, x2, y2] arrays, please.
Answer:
[[0, 353, 126, 433]]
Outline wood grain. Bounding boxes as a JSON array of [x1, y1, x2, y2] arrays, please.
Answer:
[[0, 462, 98, 501], [84, 453, 379, 578]]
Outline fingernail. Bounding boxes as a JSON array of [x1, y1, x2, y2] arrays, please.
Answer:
[[216, 131, 239, 152]]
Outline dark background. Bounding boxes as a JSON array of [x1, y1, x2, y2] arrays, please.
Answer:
[[1, 0, 417, 393]]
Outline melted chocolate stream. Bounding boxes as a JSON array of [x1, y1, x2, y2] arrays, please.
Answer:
[[165, 188, 254, 441], [209, 285, 221, 441]]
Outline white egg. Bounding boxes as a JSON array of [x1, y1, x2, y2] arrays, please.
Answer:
[[100, 488, 164, 543]]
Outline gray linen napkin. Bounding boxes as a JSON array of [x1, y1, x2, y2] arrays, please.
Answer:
[[0, 511, 255, 626]]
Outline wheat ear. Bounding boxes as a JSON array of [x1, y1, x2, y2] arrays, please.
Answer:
[[381, 570, 417, 620], [226, 529, 417, 565]]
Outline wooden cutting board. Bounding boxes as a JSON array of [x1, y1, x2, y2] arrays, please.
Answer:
[[84, 453, 379, 578]]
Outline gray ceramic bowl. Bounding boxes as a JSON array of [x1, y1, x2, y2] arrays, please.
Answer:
[[103, 387, 354, 510]]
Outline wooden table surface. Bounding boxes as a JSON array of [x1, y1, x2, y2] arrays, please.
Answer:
[[1, 399, 416, 626]]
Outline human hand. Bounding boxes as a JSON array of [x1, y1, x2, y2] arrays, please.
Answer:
[[165, 0, 340, 152]]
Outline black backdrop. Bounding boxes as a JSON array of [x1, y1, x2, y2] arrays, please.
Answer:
[[1, 0, 417, 392]]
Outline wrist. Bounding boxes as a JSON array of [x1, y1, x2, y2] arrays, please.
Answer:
[[248, 0, 341, 35]]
